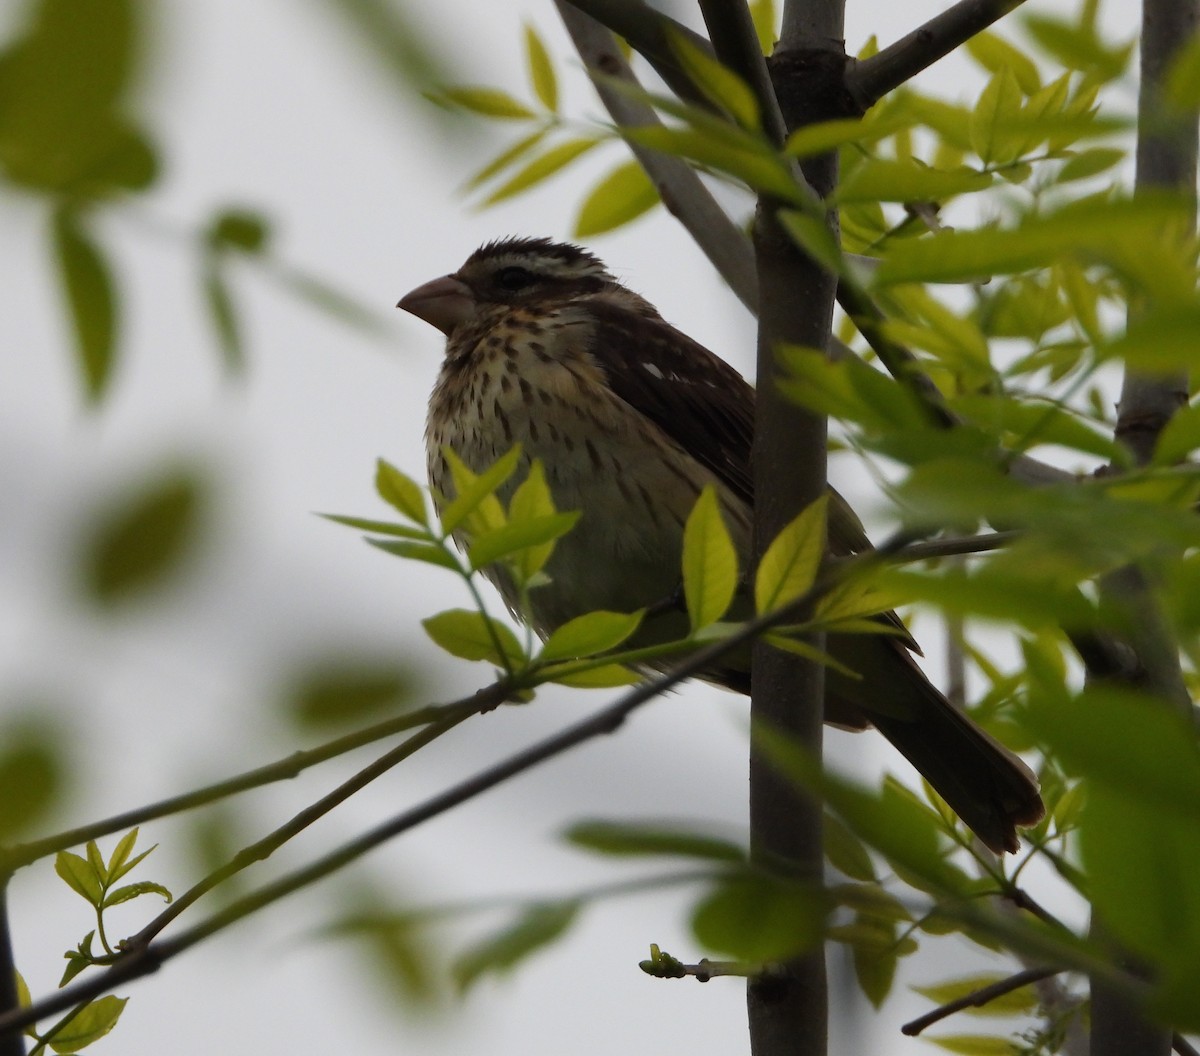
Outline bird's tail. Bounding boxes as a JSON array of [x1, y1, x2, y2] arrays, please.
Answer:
[[828, 639, 1044, 855]]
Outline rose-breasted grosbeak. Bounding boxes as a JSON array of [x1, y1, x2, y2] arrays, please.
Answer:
[[400, 237, 1044, 853]]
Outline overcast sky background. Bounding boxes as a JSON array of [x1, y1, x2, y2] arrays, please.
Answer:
[[0, 0, 1133, 1052]]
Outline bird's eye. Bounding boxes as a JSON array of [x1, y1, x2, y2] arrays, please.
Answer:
[[494, 266, 536, 291]]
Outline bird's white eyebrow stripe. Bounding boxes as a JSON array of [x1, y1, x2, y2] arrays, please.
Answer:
[[488, 251, 610, 279]]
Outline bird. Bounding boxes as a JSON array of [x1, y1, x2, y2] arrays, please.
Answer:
[[398, 236, 1044, 854]]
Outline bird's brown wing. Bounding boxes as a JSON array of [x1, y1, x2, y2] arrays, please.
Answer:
[[581, 301, 756, 507], [582, 298, 920, 653]]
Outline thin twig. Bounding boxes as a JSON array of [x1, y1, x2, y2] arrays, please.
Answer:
[[1, 685, 511, 872], [562, 0, 715, 108], [0, 532, 980, 1041], [556, 2, 760, 311], [849, 0, 1029, 107], [902, 965, 1061, 1036], [123, 701, 482, 948]]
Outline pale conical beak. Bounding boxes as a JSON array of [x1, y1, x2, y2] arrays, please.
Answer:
[[397, 275, 475, 335]]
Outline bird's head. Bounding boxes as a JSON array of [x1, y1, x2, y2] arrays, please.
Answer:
[[398, 237, 644, 336]]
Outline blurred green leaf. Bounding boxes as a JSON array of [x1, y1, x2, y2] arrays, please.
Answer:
[[927, 1034, 1019, 1055], [454, 901, 580, 991], [464, 128, 549, 191], [422, 609, 525, 667], [433, 85, 535, 119], [835, 159, 992, 204], [1024, 14, 1133, 83], [755, 495, 827, 615], [843, 911, 900, 1006], [1057, 146, 1125, 182], [1154, 400, 1200, 464], [202, 263, 243, 372], [79, 469, 206, 604], [565, 820, 744, 862], [1164, 31, 1200, 109], [53, 207, 118, 401], [668, 30, 759, 130], [206, 208, 270, 253], [748, 0, 776, 53], [321, 513, 428, 540], [823, 812, 876, 881], [523, 23, 557, 111], [682, 485, 739, 632], [286, 658, 416, 727], [971, 68, 1025, 165], [370, 538, 460, 570], [482, 137, 601, 204], [913, 973, 1042, 1016], [540, 610, 643, 662], [966, 32, 1041, 94], [692, 873, 826, 962], [0, 720, 64, 841], [47, 995, 127, 1053], [0, 0, 156, 195], [544, 662, 640, 688], [574, 159, 659, 237]]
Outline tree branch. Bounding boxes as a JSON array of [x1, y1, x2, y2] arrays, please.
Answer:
[[561, 0, 716, 108], [849, 0, 1029, 107], [555, 2, 760, 311], [0, 881, 23, 1056], [901, 965, 1061, 1036], [1, 685, 510, 872]]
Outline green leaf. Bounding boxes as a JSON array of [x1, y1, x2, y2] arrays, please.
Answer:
[[483, 137, 601, 204], [106, 829, 153, 883], [320, 514, 429, 540], [53, 206, 118, 402], [565, 820, 744, 862], [574, 160, 660, 237], [1154, 400, 1200, 464], [375, 460, 428, 525], [434, 85, 536, 119], [545, 662, 641, 688], [422, 609, 525, 667], [873, 194, 1192, 287], [540, 611, 644, 662], [467, 512, 581, 571], [369, 538, 461, 570], [835, 158, 992, 204], [1056, 146, 1124, 182], [692, 874, 825, 962], [966, 32, 1042, 94], [971, 68, 1025, 165], [749, 0, 777, 52], [85, 840, 107, 884], [79, 469, 205, 604], [505, 460, 561, 579], [823, 812, 876, 881], [206, 208, 270, 253], [668, 31, 760, 130], [927, 1034, 1020, 1055], [1024, 15, 1133, 82], [777, 210, 846, 276], [439, 447, 521, 536], [454, 901, 579, 991], [55, 851, 104, 905], [463, 128, 550, 191], [846, 912, 900, 1006], [202, 262, 243, 372], [755, 495, 828, 614], [47, 995, 127, 1053], [101, 880, 172, 909], [625, 125, 801, 203], [1165, 32, 1200, 108], [681, 485, 739, 632], [523, 23, 557, 111], [913, 974, 1042, 1016]]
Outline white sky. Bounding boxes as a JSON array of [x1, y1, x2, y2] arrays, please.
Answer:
[[0, 0, 1130, 1053]]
